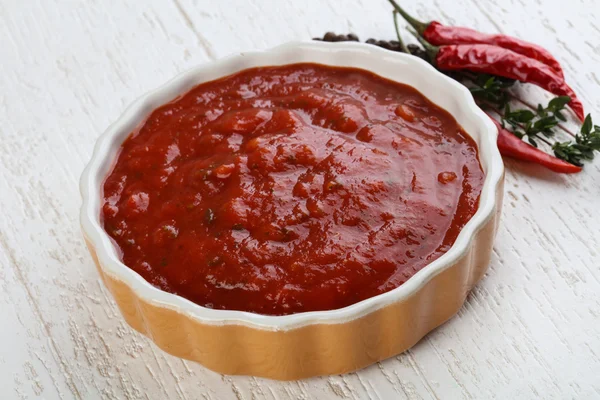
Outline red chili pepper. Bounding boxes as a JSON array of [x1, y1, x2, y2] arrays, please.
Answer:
[[487, 114, 582, 174], [388, 0, 564, 78], [417, 39, 585, 122]]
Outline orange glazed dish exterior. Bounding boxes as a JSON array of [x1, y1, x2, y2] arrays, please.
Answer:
[[101, 63, 485, 316]]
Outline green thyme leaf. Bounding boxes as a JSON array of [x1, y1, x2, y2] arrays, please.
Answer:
[[553, 114, 600, 166]]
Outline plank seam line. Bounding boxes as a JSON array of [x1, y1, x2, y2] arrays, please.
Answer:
[[172, 0, 217, 60]]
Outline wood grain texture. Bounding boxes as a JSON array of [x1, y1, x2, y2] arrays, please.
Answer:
[[0, 0, 598, 398]]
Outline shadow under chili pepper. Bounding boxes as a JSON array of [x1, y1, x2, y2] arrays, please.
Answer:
[[502, 158, 575, 184]]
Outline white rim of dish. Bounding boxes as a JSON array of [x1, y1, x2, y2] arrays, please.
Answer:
[[80, 41, 504, 331]]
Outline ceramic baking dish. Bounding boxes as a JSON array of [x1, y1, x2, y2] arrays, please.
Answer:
[[80, 41, 504, 380]]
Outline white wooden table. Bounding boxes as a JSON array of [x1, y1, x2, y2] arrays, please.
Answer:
[[1, 0, 599, 398]]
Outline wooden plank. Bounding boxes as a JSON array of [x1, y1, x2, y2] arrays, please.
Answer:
[[0, 0, 598, 398]]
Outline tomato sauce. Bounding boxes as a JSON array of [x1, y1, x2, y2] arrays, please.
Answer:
[[102, 64, 484, 315]]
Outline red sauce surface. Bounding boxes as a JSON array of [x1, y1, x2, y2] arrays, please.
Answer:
[[102, 64, 484, 315]]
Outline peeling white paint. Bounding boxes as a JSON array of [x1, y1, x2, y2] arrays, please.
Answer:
[[0, 0, 599, 399]]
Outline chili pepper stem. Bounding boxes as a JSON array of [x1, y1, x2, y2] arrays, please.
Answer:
[[392, 11, 411, 54], [407, 28, 439, 62], [387, 0, 428, 36]]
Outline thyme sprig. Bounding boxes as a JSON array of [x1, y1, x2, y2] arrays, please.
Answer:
[[465, 74, 600, 165], [468, 74, 515, 109], [552, 115, 600, 166], [501, 96, 570, 147]]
